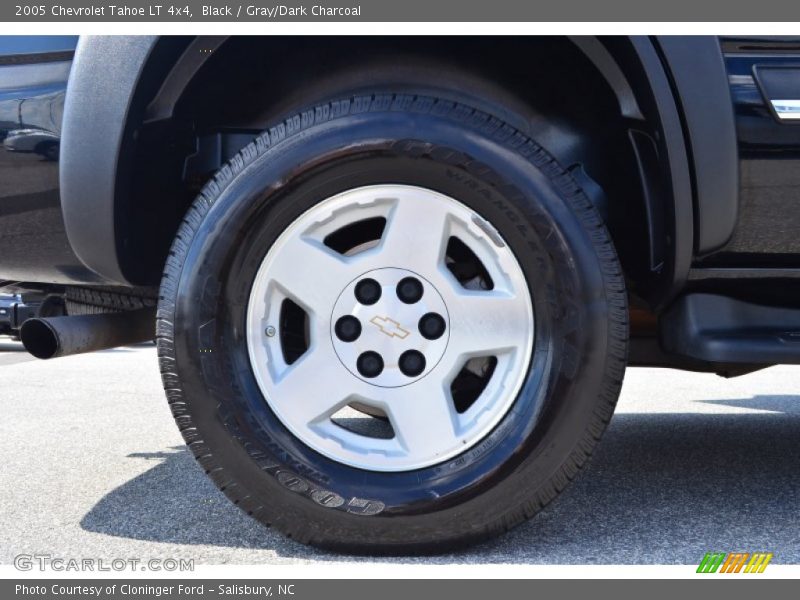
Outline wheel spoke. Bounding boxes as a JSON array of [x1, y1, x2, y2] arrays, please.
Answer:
[[272, 346, 350, 426], [267, 235, 353, 317], [377, 193, 451, 273], [385, 378, 459, 456], [448, 290, 532, 357]]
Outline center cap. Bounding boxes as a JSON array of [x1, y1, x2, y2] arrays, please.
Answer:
[[331, 268, 450, 387]]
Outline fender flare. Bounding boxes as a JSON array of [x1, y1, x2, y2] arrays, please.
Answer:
[[60, 36, 158, 285], [59, 35, 738, 296], [60, 35, 225, 285], [573, 35, 738, 304]]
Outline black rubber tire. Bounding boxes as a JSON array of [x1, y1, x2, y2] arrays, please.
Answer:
[[65, 287, 157, 316], [157, 92, 628, 554]]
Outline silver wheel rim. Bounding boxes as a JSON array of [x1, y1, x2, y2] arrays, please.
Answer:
[[246, 184, 534, 472]]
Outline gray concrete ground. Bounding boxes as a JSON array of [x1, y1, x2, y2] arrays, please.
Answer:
[[0, 338, 798, 565]]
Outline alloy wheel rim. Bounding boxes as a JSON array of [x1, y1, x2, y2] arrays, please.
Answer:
[[246, 184, 534, 471]]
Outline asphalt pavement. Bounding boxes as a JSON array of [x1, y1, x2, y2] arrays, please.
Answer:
[[0, 337, 798, 565]]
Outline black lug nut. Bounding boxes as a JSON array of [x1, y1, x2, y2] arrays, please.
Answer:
[[396, 277, 423, 304], [399, 350, 426, 377], [334, 315, 361, 342], [419, 312, 446, 340], [357, 351, 384, 378], [355, 278, 382, 305]]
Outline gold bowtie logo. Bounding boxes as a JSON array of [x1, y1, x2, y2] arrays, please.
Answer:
[[370, 316, 410, 339]]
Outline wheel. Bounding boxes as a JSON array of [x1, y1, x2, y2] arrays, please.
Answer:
[[157, 91, 628, 553]]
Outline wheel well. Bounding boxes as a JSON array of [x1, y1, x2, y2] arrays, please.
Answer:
[[120, 36, 677, 307]]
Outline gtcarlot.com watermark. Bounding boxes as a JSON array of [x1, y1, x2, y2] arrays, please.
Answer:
[[14, 553, 194, 572]]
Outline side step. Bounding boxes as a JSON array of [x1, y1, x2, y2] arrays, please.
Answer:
[[660, 293, 800, 365]]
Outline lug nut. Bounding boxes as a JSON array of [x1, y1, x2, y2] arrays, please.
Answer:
[[399, 350, 426, 377], [334, 315, 361, 342], [357, 351, 384, 378], [355, 278, 382, 305], [419, 312, 446, 340], [396, 277, 423, 304]]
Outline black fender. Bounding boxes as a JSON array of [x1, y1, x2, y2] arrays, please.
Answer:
[[60, 35, 224, 285], [655, 36, 738, 256], [59, 35, 738, 301], [60, 36, 158, 284], [573, 35, 737, 304]]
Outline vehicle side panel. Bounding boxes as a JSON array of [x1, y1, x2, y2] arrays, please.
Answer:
[[698, 39, 800, 268]]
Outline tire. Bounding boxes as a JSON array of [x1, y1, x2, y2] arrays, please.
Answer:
[[157, 91, 628, 553], [65, 287, 157, 316]]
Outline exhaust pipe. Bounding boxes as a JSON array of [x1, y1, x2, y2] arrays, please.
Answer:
[[20, 308, 156, 359]]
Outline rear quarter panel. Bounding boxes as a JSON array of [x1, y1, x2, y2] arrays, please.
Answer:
[[0, 35, 104, 285]]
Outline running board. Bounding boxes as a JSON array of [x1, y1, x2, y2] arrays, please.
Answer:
[[660, 294, 800, 365]]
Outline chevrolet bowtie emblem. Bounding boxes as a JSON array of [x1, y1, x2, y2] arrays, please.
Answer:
[[370, 316, 410, 339]]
